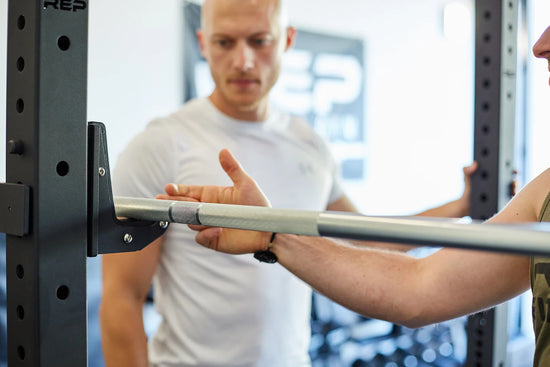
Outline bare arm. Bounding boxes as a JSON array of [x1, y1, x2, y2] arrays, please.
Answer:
[[327, 195, 415, 252], [325, 162, 477, 251], [325, 161, 477, 217], [415, 198, 469, 218], [99, 237, 163, 367], [270, 233, 529, 328], [271, 168, 549, 327], [164, 150, 548, 328]]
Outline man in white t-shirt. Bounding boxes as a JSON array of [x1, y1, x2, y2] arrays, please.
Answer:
[[99, 0, 475, 366]]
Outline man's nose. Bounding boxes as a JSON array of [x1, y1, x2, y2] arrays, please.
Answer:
[[233, 41, 254, 71], [532, 26, 550, 59]]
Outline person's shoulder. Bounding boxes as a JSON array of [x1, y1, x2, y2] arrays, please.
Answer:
[[497, 168, 550, 223], [148, 98, 212, 130], [529, 168, 550, 205], [172, 97, 212, 119], [129, 104, 194, 147], [277, 111, 313, 134], [280, 112, 329, 146]]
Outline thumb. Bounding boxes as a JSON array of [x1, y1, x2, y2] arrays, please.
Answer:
[[219, 149, 251, 187], [195, 227, 223, 251]]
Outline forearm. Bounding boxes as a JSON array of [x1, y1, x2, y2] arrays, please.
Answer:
[[416, 197, 468, 218], [347, 238, 415, 252], [270, 233, 427, 326], [100, 299, 149, 367], [358, 196, 468, 250], [268, 234, 527, 328]]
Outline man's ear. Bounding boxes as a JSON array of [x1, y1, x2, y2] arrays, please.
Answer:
[[284, 26, 297, 51], [196, 29, 207, 58]]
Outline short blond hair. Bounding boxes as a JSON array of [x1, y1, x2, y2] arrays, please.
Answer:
[[201, 0, 289, 31]]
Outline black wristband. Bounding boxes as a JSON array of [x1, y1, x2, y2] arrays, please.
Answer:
[[253, 233, 278, 263]]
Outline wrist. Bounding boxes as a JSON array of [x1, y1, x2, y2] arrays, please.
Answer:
[[254, 232, 278, 263], [456, 195, 470, 217]]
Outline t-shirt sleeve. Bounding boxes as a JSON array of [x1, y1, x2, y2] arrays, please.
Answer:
[[112, 122, 175, 199]]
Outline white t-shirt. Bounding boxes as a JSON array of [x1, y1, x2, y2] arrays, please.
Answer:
[[113, 98, 344, 367]]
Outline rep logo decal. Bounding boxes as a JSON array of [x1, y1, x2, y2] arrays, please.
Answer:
[[43, 0, 87, 12]]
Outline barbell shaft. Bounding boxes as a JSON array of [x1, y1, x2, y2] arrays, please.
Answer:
[[114, 196, 550, 256]]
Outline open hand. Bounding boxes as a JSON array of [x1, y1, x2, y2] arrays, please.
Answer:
[[156, 149, 272, 254]]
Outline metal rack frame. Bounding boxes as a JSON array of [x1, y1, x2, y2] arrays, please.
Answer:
[[466, 1, 520, 366]]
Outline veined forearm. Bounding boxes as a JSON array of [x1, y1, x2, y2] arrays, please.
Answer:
[[271, 233, 426, 326], [270, 234, 527, 329]]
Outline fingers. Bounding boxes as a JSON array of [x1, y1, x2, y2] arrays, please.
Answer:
[[188, 224, 209, 231], [164, 183, 181, 196], [164, 183, 205, 200], [463, 161, 478, 177], [156, 193, 199, 202], [162, 149, 244, 200]]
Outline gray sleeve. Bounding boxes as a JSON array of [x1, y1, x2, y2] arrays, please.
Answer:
[[112, 124, 176, 200]]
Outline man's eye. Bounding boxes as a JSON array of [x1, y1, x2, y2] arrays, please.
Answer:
[[215, 39, 233, 48], [250, 37, 272, 47]]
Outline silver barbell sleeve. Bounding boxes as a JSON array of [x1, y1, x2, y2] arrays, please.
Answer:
[[114, 196, 550, 256]]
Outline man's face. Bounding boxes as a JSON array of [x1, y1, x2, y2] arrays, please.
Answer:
[[198, 0, 291, 116]]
